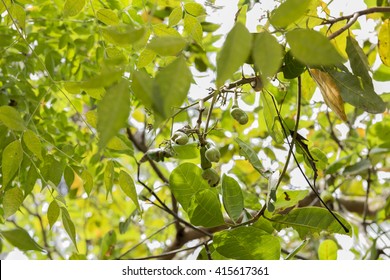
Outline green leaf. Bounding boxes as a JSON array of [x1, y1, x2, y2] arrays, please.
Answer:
[[184, 3, 205, 16], [104, 160, 115, 196], [216, 23, 252, 86], [343, 158, 371, 175], [373, 63, 390, 81], [61, 207, 78, 251], [9, 4, 25, 30], [235, 4, 247, 25], [1, 228, 44, 252], [153, 57, 192, 120], [271, 207, 352, 239], [102, 25, 145, 46], [81, 169, 93, 196], [100, 230, 117, 259], [131, 70, 154, 109], [97, 79, 130, 150], [0, 105, 25, 131], [286, 29, 345, 66], [221, 174, 244, 223], [282, 50, 306, 79], [261, 92, 284, 143], [169, 163, 209, 210], [2, 140, 23, 188], [47, 200, 60, 229], [213, 227, 281, 260], [235, 138, 267, 177], [63, 0, 85, 17], [346, 36, 372, 86], [187, 189, 225, 227], [147, 36, 187, 56], [270, 0, 312, 28], [273, 189, 309, 210], [378, 19, 390, 66], [96, 8, 119, 25], [3, 187, 24, 219], [137, 48, 156, 68], [318, 239, 338, 260], [169, 6, 182, 26], [171, 142, 199, 159], [119, 170, 140, 211], [23, 130, 43, 161], [252, 32, 283, 84], [184, 14, 203, 46], [328, 70, 386, 114], [107, 136, 134, 154]]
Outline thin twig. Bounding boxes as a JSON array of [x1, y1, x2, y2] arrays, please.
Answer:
[[131, 243, 204, 260]]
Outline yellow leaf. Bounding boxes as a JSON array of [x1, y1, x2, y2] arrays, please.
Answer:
[[378, 19, 390, 66], [309, 69, 347, 122]]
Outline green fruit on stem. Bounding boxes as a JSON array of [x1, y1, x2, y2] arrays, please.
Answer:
[[320, 191, 334, 204], [205, 146, 220, 163], [230, 106, 249, 125], [171, 131, 189, 145], [200, 146, 212, 170], [202, 168, 220, 187]]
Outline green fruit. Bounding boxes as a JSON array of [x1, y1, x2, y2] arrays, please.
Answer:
[[230, 106, 249, 125], [200, 146, 212, 170], [171, 131, 189, 145], [205, 146, 220, 163], [320, 191, 334, 204], [202, 168, 220, 187]]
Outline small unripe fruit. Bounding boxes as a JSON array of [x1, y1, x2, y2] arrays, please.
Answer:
[[320, 191, 334, 204], [230, 106, 249, 125], [202, 168, 220, 187], [200, 146, 212, 170], [171, 131, 189, 145], [205, 146, 220, 163]]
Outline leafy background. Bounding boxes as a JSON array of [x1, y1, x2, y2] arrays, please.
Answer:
[[0, 0, 389, 260]]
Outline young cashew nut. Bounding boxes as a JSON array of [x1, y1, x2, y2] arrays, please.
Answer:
[[230, 105, 249, 125], [205, 146, 221, 163], [171, 131, 189, 145], [202, 168, 220, 187]]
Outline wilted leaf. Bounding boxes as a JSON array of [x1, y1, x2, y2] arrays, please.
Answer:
[[1, 228, 44, 252], [216, 23, 252, 86], [378, 19, 390, 66], [309, 69, 347, 121], [286, 29, 345, 66], [2, 140, 23, 188], [222, 174, 244, 223], [214, 227, 281, 260]]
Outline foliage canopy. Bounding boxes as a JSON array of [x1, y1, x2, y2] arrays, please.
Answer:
[[0, 0, 389, 260]]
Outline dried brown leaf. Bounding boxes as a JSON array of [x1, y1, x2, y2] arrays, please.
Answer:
[[309, 69, 347, 122]]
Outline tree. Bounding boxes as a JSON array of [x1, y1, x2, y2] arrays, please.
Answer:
[[0, 0, 389, 260]]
